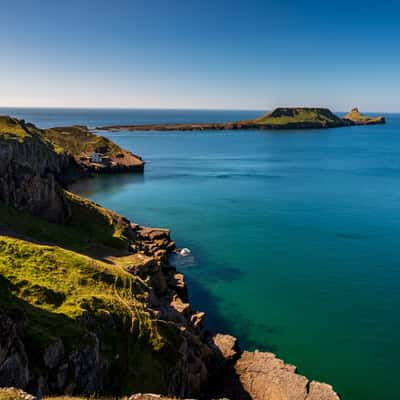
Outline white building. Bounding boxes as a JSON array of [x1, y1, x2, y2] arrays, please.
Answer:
[[90, 152, 102, 163]]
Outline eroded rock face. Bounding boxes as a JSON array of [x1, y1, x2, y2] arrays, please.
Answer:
[[0, 311, 30, 389], [0, 118, 77, 222]]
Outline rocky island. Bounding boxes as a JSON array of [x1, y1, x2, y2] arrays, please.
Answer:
[[0, 116, 341, 399], [95, 107, 385, 132]]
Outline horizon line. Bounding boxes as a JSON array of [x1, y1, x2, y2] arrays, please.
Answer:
[[0, 105, 396, 114]]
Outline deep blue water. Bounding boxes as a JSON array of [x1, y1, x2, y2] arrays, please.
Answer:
[[2, 108, 400, 400]]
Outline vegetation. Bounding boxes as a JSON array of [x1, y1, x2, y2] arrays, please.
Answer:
[[0, 116, 32, 140], [43, 126, 117, 154], [253, 107, 343, 126], [0, 191, 132, 258], [43, 126, 140, 160], [0, 207, 179, 393]]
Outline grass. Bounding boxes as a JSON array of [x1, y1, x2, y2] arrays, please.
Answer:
[[0, 116, 31, 140], [0, 191, 132, 258], [0, 192, 182, 394], [0, 115, 180, 395], [0, 233, 179, 393], [43, 126, 128, 158], [253, 107, 343, 125]]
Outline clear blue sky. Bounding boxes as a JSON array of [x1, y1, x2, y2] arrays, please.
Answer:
[[1, 0, 399, 111]]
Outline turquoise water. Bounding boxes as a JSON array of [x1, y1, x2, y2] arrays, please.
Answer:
[[3, 108, 400, 399]]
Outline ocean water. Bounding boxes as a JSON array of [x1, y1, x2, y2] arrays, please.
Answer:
[[3, 108, 400, 400]]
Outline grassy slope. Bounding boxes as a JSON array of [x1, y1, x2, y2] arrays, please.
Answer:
[[43, 126, 143, 166], [0, 116, 30, 140], [253, 107, 343, 125], [0, 191, 132, 256], [0, 193, 181, 394], [43, 126, 121, 156]]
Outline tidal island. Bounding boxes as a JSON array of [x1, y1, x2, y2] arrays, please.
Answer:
[[96, 107, 385, 132], [0, 115, 342, 400]]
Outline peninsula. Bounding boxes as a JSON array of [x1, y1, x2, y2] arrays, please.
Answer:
[[0, 116, 341, 400], [43, 125, 144, 173], [96, 107, 385, 132]]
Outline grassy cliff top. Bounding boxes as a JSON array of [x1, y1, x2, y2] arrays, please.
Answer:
[[253, 107, 343, 125], [43, 126, 144, 165], [0, 116, 32, 140]]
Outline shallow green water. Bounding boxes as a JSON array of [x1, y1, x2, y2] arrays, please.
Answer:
[[4, 108, 399, 399]]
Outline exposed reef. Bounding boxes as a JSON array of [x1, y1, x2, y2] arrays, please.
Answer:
[[95, 107, 385, 132], [0, 115, 341, 399]]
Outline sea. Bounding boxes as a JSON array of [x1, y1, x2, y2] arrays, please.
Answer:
[[1, 107, 399, 400]]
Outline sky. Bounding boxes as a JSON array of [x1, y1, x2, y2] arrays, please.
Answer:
[[1, 0, 399, 111]]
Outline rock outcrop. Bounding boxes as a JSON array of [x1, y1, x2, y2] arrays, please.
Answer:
[[212, 349, 340, 400], [343, 107, 385, 125]]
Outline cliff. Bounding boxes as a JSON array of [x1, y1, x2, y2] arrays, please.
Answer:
[[0, 116, 341, 399], [343, 107, 385, 125], [0, 116, 80, 223], [95, 106, 385, 132], [0, 117, 145, 223]]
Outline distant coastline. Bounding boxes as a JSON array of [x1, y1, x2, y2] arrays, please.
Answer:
[[95, 107, 385, 132]]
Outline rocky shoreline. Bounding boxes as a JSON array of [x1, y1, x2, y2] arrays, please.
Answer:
[[0, 115, 341, 399], [129, 227, 342, 400]]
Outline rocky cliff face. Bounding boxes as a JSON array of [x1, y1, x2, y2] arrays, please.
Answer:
[[0, 117, 80, 223], [0, 226, 213, 398]]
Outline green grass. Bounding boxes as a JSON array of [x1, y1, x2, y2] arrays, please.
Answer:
[[43, 126, 127, 157], [0, 193, 182, 394], [0, 116, 31, 140], [0, 233, 179, 393], [0, 191, 132, 258], [253, 107, 342, 125]]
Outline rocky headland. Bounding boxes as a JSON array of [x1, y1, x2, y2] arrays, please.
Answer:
[[95, 107, 385, 132], [0, 116, 340, 399], [43, 125, 144, 173]]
